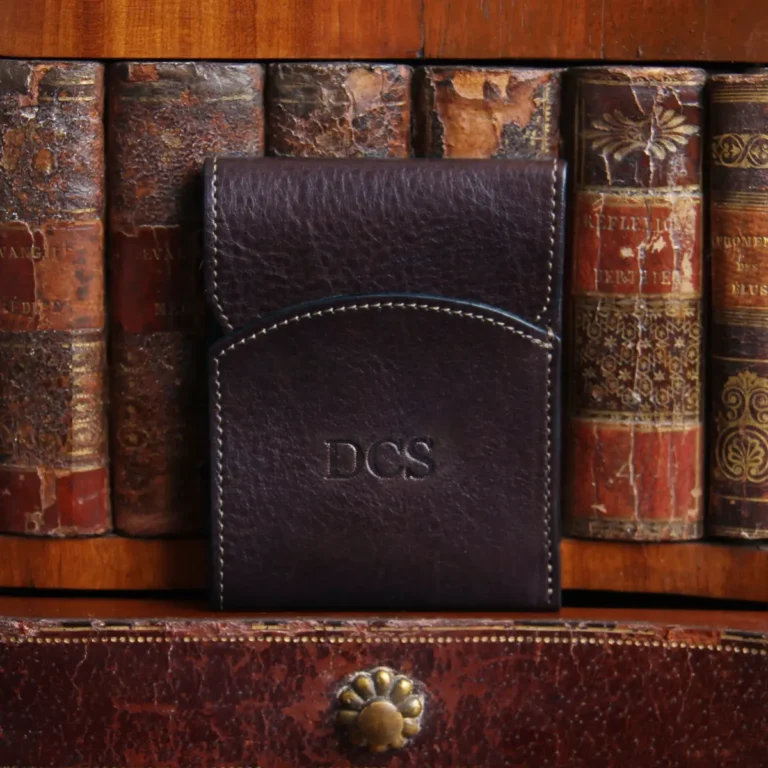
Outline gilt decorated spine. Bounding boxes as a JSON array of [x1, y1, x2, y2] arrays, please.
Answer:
[[0, 60, 109, 536], [709, 73, 768, 539], [107, 62, 264, 536], [267, 63, 412, 157], [414, 66, 562, 158], [565, 67, 706, 541]]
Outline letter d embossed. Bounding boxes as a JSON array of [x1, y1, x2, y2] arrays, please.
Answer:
[[325, 440, 364, 479], [324, 437, 435, 480]]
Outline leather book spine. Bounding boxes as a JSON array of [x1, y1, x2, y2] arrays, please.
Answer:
[[267, 63, 412, 157], [414, 66, 562, 158], [709, 73, 768, 539], [564, 67, 706, 541], [0, 60, 109, 536], [107, 62, 264, 536]]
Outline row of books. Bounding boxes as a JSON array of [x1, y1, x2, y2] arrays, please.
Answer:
[[0, 60, 765, 543]]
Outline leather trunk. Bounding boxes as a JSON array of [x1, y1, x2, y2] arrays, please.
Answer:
[[0, 614, 766, 766]]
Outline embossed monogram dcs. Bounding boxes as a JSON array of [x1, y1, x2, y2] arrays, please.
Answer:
[[204, 158, 566, 610], [325, 438, 435, 480]]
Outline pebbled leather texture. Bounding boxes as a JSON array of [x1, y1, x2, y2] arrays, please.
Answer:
[[0, 616, 766, 767], [205, 159, 565, 611], [204, 157, 566, 333], [212, 294, 560, 610]]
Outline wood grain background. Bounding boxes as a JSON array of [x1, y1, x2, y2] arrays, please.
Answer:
[[0, 0, 766, 60], [1, 536, 765, 602]]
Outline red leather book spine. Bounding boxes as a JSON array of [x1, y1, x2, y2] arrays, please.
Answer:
[[564, 67, 706, 540], [414, 66, 562, 158], [709, 73, 768, 539], [107, 62, 264, 536], [267, 63, 412, 157], [0, 60, 109, 536]]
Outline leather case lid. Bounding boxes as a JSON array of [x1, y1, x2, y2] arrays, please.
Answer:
[[211, 294, 560, 611], [204, 157, 565, 335], [2, 617, 766, 766]]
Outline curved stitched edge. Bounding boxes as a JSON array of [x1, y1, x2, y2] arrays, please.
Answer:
[[214, 300, 553, 609], [211, 158, 234, 333], [534, 157, 559, 325]]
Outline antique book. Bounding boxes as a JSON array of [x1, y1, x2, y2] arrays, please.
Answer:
[[709, 73, 768, 539], [205, 157, 565, 610], [414, 66, 562, 158], [107, 62, 264, 536], [564, 67, 706, 541], [1, 613, 766, 765], [0, 60, 109, 536], [267, 62, 411, 157]]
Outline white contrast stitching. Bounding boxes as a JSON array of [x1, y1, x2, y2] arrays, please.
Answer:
[[545, 334, 554, 601], [218, 302, 552, 360], [214, 300, 553, 606], [534, 157, 559, 324], [211, 158, 234, 332], [214, 356, 225, 610]]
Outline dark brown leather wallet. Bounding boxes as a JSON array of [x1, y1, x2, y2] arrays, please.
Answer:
[[204, 158, 566, 611]]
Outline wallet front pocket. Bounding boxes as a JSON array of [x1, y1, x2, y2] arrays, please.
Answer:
[[211, 294, 560, 611]]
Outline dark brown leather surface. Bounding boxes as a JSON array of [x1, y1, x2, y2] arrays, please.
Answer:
[[211, 294, 560, 611], [205, 159, 565, 611], [0, 616, 766, 766], [203, 157, 565, 333]]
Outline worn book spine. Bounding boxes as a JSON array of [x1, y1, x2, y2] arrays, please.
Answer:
[[413, 66, 562, 158], [0, 60, 109, 536], [107, 62, 264, 536], [709, 73, 768, 539], [267, 63, 412, 157], [564, 67, 706, 541]]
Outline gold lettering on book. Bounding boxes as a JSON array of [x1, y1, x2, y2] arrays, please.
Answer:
[[714, 234, 768, 250], [0, 299, 66, 315], [715, 371, 768, 484], [730, 284, 768, 297], [582, 213, 674, 232], [593, 268, 685, 289], [0, 243, 71, 261]]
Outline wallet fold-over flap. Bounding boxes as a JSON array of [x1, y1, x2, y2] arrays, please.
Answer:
[[204, 157, 566, 334], [211, 294, 560, 611]]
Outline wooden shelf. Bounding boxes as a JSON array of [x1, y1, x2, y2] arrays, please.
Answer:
[[0, 0, 766, 61], [0, 535, 765, 602], [0, 536, 205, 591], [0, 596, 766, 632]]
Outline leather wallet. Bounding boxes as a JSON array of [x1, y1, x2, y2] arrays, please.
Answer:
[[204, 158, 566, 611]]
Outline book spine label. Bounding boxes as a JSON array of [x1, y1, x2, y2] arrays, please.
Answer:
[[108, 62, 264, 536], [267, 63, 412, 157], [0, 61, 108, 536], [414, 67, 562, 158], [709, 74, 768, 539], [565, 68, 706, 541]]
